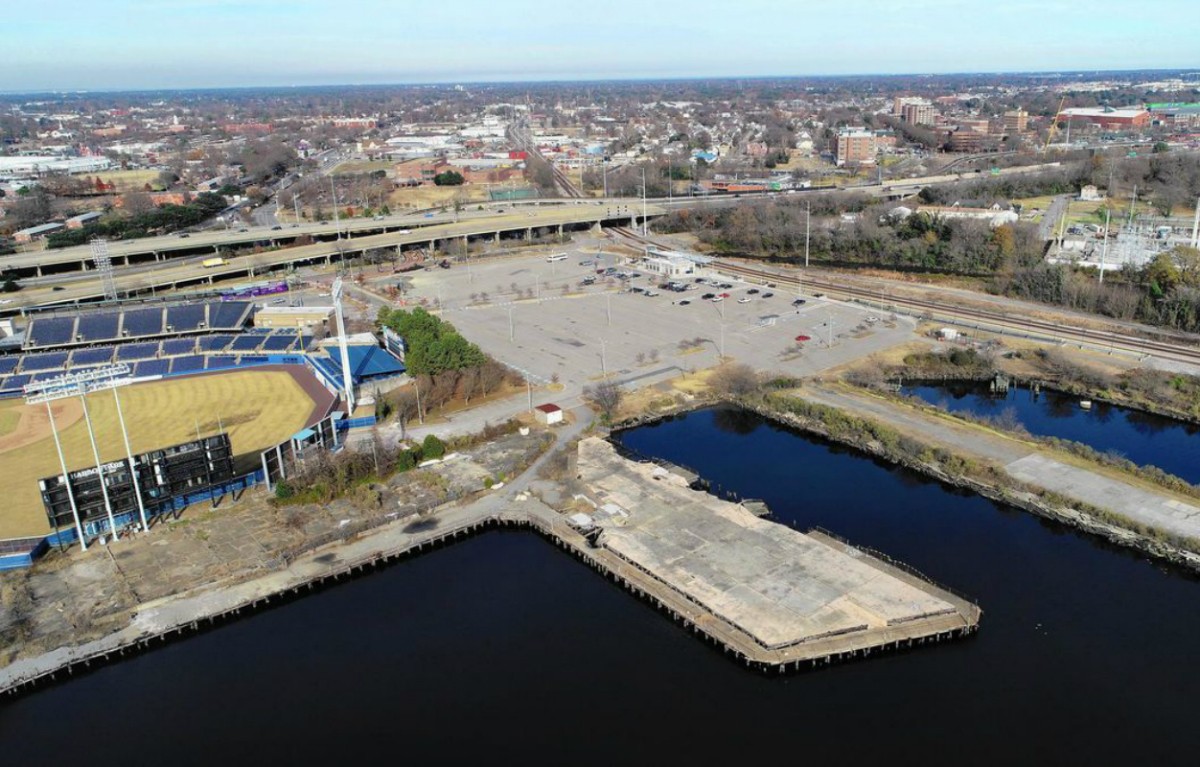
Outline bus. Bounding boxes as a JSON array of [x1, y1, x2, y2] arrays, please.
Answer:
[[202, 257, 229, 268], [546, 253, 568, 263]]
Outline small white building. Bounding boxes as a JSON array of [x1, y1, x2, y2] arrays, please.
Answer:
[[534, 403, 564, 426], [1078, 185, 1105, 202]]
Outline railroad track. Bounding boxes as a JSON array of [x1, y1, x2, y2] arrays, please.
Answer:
[[607, 227, 1200, 366]]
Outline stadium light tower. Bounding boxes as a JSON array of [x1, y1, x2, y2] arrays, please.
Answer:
[[331, 277, 356, 412], [91, 238, 119, 302], [24, 364, 135, 546]]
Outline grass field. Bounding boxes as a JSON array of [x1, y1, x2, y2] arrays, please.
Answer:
[[0, 408, 20, 437], [100, 169, 165, 192], [0, 368, 322, 540], [331, 159, 393, 176]]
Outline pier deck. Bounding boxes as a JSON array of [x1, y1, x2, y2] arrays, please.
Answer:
[[576, 439, 980, 666]]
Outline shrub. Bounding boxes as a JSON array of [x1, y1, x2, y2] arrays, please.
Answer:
[[421, 434, 446, 459]]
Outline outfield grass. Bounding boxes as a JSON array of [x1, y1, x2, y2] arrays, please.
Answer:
[[0, 406, 19, 438], [0, 369, 320, 540]]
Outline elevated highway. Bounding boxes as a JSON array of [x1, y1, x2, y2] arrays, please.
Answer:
[[3, 203, 667, 314]]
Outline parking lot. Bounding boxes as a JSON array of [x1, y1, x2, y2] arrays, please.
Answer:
[[397, 246, 916, 394]]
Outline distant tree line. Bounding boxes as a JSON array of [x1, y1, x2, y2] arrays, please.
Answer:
[[45, 193, 228, 248]]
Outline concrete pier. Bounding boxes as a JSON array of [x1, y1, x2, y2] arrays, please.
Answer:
[[571, 439, 980, 666]]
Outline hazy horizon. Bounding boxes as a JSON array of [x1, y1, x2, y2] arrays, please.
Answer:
[[4, 0, 1198, 92]]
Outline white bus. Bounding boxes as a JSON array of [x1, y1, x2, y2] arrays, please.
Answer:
[[546, 253, 568, 263]]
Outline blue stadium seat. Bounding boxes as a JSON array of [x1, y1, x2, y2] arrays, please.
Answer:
[[76, 312, 121, 343], [197, 334, 235, 352], [116, 342, 161, 361], [70, 347, 116, 367], [121, 308, 165, 338], [228, 336, 263, 352], [165, 303, 207, 333], [2, 374, 32, 392], [206, 356, 237, 370], [0, 357, 19, 375], [260, 334, 297, 352], [209, 301, 253, 330], [169, 356, 207, 374], [247, 327, 273, 335], [134, 359, 171, 377], [27, 316, 77, 347], [161, 338, 197, 356], [21, 352, 70, 372]]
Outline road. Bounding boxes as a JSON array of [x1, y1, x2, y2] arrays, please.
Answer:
[[1039, 194, 1069, 240]]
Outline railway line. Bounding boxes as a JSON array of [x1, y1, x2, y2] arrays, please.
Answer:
[[608, 227, 1200, 368]]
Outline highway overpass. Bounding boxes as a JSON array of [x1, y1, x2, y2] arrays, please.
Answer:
[[2, 203, 667, 314]]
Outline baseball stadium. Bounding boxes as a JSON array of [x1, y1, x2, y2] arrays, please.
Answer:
[[0, 292, 407, 569]]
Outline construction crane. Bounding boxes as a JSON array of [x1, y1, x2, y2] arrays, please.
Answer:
[[1044, 96, 1067, 152]]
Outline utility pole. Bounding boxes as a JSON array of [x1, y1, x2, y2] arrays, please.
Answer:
[[330, 175, 341, 240], [606, 293, 612, 326], [805, 200, 811, 269], [292, 189, 302, 225], [508, 305, 514, 342], [599, 337, 608, 377], [1099, 208, 1111, 285], [641, 166, 648, 236]]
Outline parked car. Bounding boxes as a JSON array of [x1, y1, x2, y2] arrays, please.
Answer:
[[792, 298, 807, 306], [762, 292, 774, 298], [795, 335, 811, 342], [711, 295, 724, 302], [738, 297, 752, 303], [747, 288, 760, 295], [702, 293, 716, 299], [676, 299, 691, 306]]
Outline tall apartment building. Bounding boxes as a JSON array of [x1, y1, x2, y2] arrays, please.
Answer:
[[901, 100, 936, 126], [834, 128, 877, 166], [1003, 108, 1028, 134]]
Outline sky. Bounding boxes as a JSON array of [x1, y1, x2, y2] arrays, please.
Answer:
[[2, 0, 1197, 91]]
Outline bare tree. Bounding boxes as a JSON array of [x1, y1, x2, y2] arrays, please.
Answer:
[[709, 363, 761, 397], [584, 380, 624, 423]]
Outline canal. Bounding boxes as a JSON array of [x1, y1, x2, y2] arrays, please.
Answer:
[[1, 406, 1197, 765], [903, 381, 1200, 484]]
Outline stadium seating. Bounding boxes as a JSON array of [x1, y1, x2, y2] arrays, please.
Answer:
[[1, 374, 32, 393], [161, 338, 198, 356], [165, 303, 207, 333], [206, 356, 237, 370], [121, 308, 165, 338], [228, 336, 263, 353], [27, 317, 77, 348], [0, 357, 19, 375], [70, 347, 116, 367], [260, 334, 298, 352], [169, 356, 207, 374], [133, 359, 171, 377], [76, 312, 121, 343], [209, 301, 253, 330], [21, 352, 71, 372], [116, 342, 161, 361], [197, 334, 235, 353]]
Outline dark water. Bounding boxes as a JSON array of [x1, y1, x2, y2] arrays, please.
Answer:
[[904, 381, 1200, 484], [2, 407, 1198, 766]]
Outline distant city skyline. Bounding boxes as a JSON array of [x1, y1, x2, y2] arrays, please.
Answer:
[[3, 0, 1198, 91]]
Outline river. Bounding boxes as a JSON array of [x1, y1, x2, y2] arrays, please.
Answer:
[[1, 406, 1197, 765], [903, 381, 1200, 484]]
